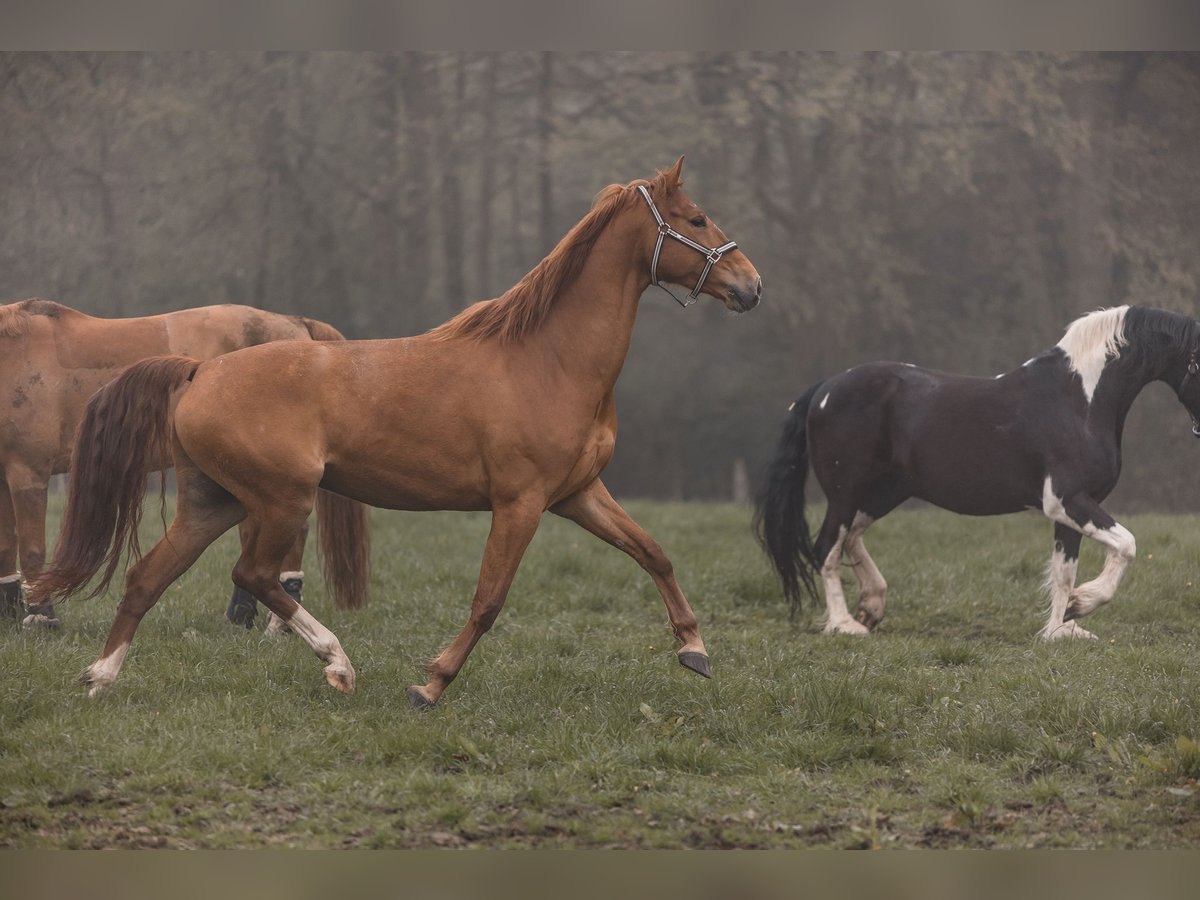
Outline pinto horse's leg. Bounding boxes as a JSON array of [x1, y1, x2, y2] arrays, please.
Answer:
[[233, 507, 355, 695], [409, 499, 543, 708], [551, 480, 711, 676], [1041, 483, 1136, 631], [1040, 525, 1094, 641], [845, 514, 888, 630], [82, 474, 244, 696], [813, 508, 869, 635]]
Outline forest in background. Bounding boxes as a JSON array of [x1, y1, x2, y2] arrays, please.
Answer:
[[2, 52, 1199, 510]]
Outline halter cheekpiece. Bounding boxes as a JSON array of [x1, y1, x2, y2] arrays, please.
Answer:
[[637, 184, 737, 308]]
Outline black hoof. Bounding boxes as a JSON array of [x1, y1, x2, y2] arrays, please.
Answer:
[[407, 686, 436, 710], [678, 651, 712, 679], [281, 578, 303, 605], [1063, 605, 1080, 622], [225, 585, 258, 629], [0, 581, 23, 620]]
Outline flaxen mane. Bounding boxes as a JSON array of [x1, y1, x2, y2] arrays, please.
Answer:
[[431, 175, 659, 344], [0, 299, 67, 338]]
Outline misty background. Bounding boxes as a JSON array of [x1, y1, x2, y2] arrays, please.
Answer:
[[2, 52, 1198, 511]]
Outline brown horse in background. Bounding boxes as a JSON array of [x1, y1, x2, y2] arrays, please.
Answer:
[[0, 299, 350, 627], [36, 157, 761, 707]]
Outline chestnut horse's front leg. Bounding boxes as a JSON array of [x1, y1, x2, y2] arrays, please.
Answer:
[[407, 498, 543, 709], [552, 479, 710, 678]]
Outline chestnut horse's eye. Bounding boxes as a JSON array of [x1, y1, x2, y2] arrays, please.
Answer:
[[689, 216, 706, 228]]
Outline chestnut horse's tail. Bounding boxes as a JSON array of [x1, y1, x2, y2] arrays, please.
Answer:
[[36, 356, 199, 603], [299, 316, 346, 343], [753, 382, 824, 617], [316, 490, 370, 610]]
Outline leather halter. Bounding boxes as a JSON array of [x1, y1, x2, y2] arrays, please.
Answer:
[[637, 184, 737, 308]]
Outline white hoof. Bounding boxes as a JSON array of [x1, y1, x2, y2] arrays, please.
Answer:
[[1041, 620, 1098, 642], [824, 617, 870, 636]]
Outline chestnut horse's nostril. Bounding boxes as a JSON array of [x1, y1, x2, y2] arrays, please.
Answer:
[[755, 278, 763, 299]]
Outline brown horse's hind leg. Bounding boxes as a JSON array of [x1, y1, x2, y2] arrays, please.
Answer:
[[408, 499, 543, 709], [232, 506, 355, 694], [0, 479, 21, 620], [551, 479, 711, 678], [7, 466, 55, 628], [83, 470, 244, 697]]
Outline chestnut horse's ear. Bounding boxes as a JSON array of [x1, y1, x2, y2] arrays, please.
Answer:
[[664, 155, 685, 194]]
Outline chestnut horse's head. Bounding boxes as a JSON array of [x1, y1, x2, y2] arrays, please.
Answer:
[[638, 156, 761, 313]]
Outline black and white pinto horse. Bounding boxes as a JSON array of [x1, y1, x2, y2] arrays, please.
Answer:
[[755, 306, 1200, 641]]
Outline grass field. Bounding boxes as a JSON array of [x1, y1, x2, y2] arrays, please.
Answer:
[[2, 498, 1200, 848]]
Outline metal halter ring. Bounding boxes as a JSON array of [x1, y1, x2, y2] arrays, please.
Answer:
[[637, 184, 737, 308]]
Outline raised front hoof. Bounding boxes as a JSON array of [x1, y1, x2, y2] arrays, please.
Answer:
[[323, 663, 356, 694], [678, 651, 712, 679], [855, 609, 883, 631], [824, 618, 870, 636], [22, 612, 61, 631], [407, 685, 437, 709]]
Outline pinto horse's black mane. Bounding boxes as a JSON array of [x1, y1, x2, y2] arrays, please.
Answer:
[[1122, 306, 1199, 355]]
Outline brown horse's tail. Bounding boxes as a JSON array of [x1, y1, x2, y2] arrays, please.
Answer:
[[35, 356, 199, 603], [316, 490, 370, 609], [300, 316, 346, 343]]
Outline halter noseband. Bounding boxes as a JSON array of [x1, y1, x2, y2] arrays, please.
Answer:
[[637, 184, 737, 308], [1179, 347, 1200, 437]]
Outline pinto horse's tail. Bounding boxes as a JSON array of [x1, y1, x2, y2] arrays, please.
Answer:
[[753, 382, 824, 616], [35, 356, 199, 603]]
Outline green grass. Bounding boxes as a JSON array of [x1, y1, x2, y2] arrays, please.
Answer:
[[3, 499, 1200, 847]]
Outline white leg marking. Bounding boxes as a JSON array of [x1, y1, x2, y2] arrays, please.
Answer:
[[1040, 545, 1095, 641], [286, 606, 356, 693], [84, 643, 130, 697], [0, 572, 22, 584], [265, 574, 305, 636], [1069, 524, 1135, 620], [822, 524, 869, 635], [844, 513, 887, 629]]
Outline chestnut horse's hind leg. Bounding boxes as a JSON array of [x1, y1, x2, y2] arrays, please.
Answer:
[[263, 521, 308, 636], [226, 519, 308, 632], [232, 507, 355, 694], [83, 477, 244, 696], [551, 479, 711, 678], [408, 499, 543, 709]]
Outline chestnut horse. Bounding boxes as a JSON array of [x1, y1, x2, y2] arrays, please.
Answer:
[[0, 299, 349, 627], [36, 157, 762, 706]]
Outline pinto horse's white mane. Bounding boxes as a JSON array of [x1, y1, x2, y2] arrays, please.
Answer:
[[1056, 306, 1130, 402]]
